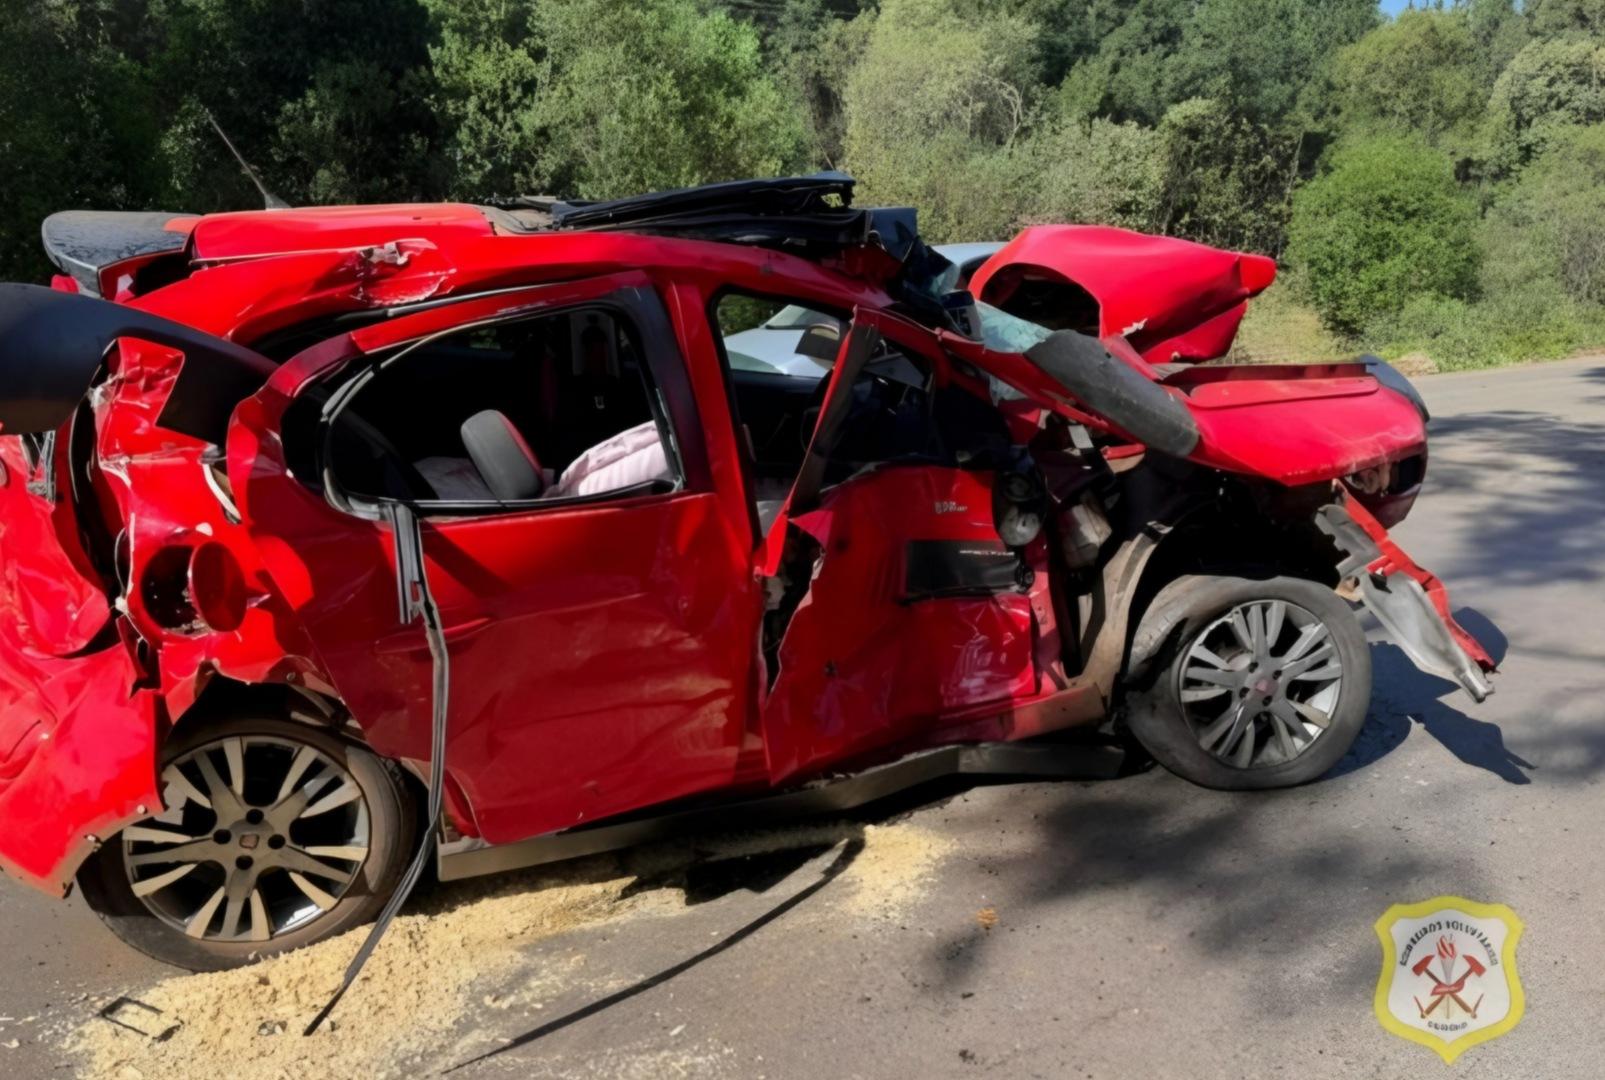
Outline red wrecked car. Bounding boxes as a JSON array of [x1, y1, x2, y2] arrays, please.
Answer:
[[0, 173, 1493, 972]]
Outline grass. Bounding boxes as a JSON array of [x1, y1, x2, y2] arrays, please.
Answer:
[[1229, 278, 1605, 374], [1229, 280, 1353, 365]]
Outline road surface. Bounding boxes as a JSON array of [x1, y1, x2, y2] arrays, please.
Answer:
[[4, 355, 1603, 1077]]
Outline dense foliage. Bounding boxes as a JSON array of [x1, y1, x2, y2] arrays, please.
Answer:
[[3, 0, 1603, 368]]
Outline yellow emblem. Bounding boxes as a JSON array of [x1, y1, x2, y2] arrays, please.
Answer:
[[1373, 896, 1525, 1063]]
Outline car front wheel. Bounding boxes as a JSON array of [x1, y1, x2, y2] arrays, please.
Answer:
[[78, 712, 415, 971], [1122, 574, 1372, 790]]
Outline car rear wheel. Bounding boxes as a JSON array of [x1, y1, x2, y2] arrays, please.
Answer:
[[78, 712, 415, 971], [1122, 575, 1371, 790]]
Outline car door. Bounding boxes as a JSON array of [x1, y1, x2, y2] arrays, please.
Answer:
[[226, 272, 764, 845], [751, 308, 1052, 783]]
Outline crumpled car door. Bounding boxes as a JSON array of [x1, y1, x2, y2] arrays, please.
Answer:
[[753, 310, 1053, 783]]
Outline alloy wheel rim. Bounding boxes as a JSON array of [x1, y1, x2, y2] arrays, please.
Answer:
[[1177, 599, 1343, 769], [122, 735, 370, 943]]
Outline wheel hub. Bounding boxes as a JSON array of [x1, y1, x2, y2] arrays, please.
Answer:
[[120, 734, 373, 944], [1177, 598, 1344, 769]]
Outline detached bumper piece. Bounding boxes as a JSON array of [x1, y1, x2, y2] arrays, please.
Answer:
[[1317, 499, 1495, 703]]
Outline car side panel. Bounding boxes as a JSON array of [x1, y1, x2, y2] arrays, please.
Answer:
[[228, 275, 766, 843], [0, 636, 158, 894]]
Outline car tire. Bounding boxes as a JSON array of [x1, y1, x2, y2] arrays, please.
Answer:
[[1122, 574, 1371, 791], [78, 711, 415, 971]]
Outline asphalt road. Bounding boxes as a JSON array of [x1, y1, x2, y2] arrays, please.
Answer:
[[5, 355, 1605, 1077]]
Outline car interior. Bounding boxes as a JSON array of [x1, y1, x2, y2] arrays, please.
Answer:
[[716, 294, 1011, 512], [313, 306, 679, 507], [278, 291, 1013, 522]]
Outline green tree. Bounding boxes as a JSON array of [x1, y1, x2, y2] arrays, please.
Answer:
[[1526, 0, 1605, 37], [426, 0, 545, 197], [154, 0, 443, 209], [1464, 0, 1528, 84], [1021, 117, 1165, 232], [1287, 136, 1480, 333], [1485, 37, 1605, 168], [1157, 98, 1298, 255], [841, 0, 1040, 241], [1164, 0, 1378, 127], [1054, 0, 1192, 126], [1483, 125, 1605, 307], [531, 0, 809, 198], [1331, 11, 1485, 142], [758, 0, 875, 167], [0, 0, 166, 279]]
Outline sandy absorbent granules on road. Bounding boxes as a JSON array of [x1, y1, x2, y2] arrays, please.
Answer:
[[67, 820, 954, 1079]]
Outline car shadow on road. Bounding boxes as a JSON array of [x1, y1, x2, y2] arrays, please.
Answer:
[[926, 774, 1492, 1013], [1331, 610, 1527, 784]]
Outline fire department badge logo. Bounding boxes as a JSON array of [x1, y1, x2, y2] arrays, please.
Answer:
[[1373, 897, 1525, 1063]]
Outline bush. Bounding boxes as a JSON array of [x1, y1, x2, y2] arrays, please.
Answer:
[[531, 0, 809, 199], [1229, 275, 1352, 364], [1286, 136, 1480, 334], [1364, 286, 1605, 371], [1156, 97, 1297, 255], [1330, 11, 1485, 142], [842, 0, 1041, 242], [1020, 117, 1165, 232]]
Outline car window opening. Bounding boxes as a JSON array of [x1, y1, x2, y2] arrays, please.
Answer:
[[310, 306, 679, 513]]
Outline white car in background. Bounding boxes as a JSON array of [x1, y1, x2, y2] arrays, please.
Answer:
[[722, 241, 1004, 377]]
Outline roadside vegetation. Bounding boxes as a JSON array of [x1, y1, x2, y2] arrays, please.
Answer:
[[4, 0, 1604, 370]]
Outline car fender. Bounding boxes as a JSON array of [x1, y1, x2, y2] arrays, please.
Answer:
[[0, 632, 159, 895], [1121, 495, 1494, 705]]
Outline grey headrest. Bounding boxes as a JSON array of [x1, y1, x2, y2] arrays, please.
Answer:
[[460, 410, 544, 501]]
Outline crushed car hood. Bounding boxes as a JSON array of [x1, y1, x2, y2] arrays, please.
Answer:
[[970, 225, 1278, 363]]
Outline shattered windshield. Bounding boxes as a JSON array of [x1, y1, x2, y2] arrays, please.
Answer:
[[975, 300, 1053, 353]]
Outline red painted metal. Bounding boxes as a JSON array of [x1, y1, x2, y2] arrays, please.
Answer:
[[1343, 496, 1496, 673], [971, 224, 1278, 362], [762, 466, 1048, 782], [0, 441, 112, 657], [227, 271, 765, 843], [0, 201, 1490, 896], [187, 203, 492, 264], [0, 635, 158, 894]]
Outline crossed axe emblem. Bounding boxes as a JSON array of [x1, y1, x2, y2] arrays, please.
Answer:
[[1412, 935, 1486, 1019]]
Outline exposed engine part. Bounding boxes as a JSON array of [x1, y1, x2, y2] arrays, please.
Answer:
[[1345, 463, 1392, 495], [993, 466, 1045, 548], [1058, 494, 1112, 569]]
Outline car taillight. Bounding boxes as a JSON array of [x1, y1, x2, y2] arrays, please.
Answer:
[[188, 541, 247, 633]]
